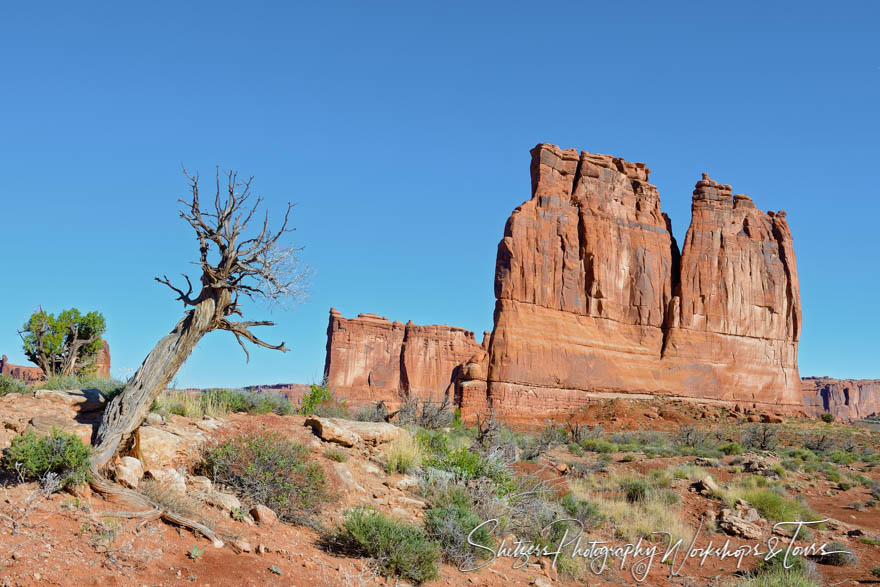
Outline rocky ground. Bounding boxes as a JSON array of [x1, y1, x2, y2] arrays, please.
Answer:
[[2, 391, 880, 586]]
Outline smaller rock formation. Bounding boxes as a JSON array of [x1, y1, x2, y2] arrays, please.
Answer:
[[0, 355, 45, 384], [802, 377, 880, 421], [323, 309, 485, 407]]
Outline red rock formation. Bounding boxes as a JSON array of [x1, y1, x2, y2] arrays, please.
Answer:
[[485, 143, 802, 420], [323, 309, 484, 406], [0, 355, 45, 384], [95, 340, 111, 378], [802, 377, 880, 421]]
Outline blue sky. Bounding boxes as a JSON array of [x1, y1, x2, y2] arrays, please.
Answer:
[[1, 2, 877, 387]]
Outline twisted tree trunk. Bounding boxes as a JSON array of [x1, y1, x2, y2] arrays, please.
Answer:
[[92, 298, 218, 470]]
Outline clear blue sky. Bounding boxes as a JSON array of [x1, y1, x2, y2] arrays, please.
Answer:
[[1, 2, 877, 387]]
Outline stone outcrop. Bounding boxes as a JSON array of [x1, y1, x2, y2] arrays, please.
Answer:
[[0, 355, 45, 384], [802, 377, 880, 421], [323, 308, 485, 406], [324, 143, 805, 422], [483, 143, 802, 420]]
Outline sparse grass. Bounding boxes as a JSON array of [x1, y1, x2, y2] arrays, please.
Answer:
[[424, 503, 493, 567], [324, 448, 348, 462], [385, 434, 422, 474], [327, 507, 440, 584], [672, 464, 708, 481], [728, 554, 820, 587], [816, 541, 858, 566], [42, 374, 126, 399], [714, 481, 821, 525], [3, 428, 91, 488], [153, 388, 292, 418]]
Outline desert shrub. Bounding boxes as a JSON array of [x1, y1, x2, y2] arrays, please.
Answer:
[[153, 388, 292, 418], [620, 478, 651, 503], [4, 429, 91, 488], [298, 383, 349, 417], [385, 434, 422, 474], [353, 401, 389, 422], [568, 442, 585, 456], [198, 433, 327, 523], [872, 565, 880, 577], [719, 441, 745, 455], [329, 507, 440, 583], [0, 375, 30, 396], [816, 541, 858, 566], [675, 424, 714, 450], [424, 503, 493, 567], [741, 424, 779, 451], [518, 421, 567, 461], [802, 433, 836, 453], [820, 413, 835, 423], [396, 394, 455, 430], [424, 446, 511, 491], [560, 493, 605, 529], [579, 437, 618, 453], [740, 488, 819, 524], [732, 554, 820, 587]]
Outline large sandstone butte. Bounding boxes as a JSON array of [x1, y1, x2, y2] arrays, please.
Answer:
[[325, 143, 804, 421], [323, 308, 487, 406], [484, 143, 802, 419], [802, 377, 880, 421]]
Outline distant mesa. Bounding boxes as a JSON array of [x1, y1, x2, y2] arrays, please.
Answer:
[[324, 142, 808, 422]]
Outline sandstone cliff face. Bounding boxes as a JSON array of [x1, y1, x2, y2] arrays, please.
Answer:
[[0, 341, 111, 383], [323, 309, 484, 406], [486, 143, 803, 419], [802, 377, 880, 421]]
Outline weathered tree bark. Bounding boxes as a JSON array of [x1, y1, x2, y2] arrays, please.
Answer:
[[92, 297, 219, 469], [87, 168, 305, 548]]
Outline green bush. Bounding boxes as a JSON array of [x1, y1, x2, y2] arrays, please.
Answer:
[[331, 507, 440, 583], [560, 493, 605, 529], [4, 429, 91, 488], [299, 383, 333, 415], [424, 446, 511, 491], [742, 488, 820, 524], [578, 437, 618, 453], [719, 441, 745, 455], [733, 554, 819, 586], [620, 479, 651, 503], [425, 503, 493, 567], [0, 375, 29, 396], [820, 413, 835, 423], [198, 433, 327, 523]]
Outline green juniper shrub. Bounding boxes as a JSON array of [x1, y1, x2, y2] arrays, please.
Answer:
[[198, 433, 327, 524], [424, 503, 493, 567], [820, 413, 835, 423], [4, 428, 91, 488], [329, 507, 440, 584]]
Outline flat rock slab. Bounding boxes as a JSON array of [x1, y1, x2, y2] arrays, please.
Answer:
[[33, 388, 106, 412], [304, 416, 404, 447]]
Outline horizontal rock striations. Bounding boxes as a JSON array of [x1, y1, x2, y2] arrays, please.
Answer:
[[485, 143, 803, 420], [802, 377, 880, 421], [325, 143, 805, 422], [323, 308, 486, 406]]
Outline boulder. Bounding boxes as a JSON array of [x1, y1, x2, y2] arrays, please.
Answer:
[[187, 476, 212, 493], [304, 416, 405, 447], [115, 456, 144, 489], [27, 415, 94, 446], [196, 490, 241, 513], [33, 388, 105, 412], [718, 508, 764, 539], [694, 475, 720, 495], [144, 468, 186, 494], [250, 505, 277, 526], [134, 426, 183, 469]]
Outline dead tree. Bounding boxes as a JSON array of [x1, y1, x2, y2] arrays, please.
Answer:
[[90, 168, 308, 546]]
